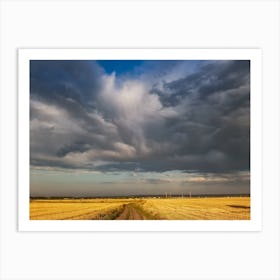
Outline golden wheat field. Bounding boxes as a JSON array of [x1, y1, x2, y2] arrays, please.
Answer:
[[30, 197, 250, 220]]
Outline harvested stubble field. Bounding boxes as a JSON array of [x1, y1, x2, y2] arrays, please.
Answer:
[[30, 197, 250, 220]]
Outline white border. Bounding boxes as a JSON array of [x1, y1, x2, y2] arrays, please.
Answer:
[[18, 49, 262, 232]]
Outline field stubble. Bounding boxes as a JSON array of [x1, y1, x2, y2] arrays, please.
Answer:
[[30, 197, 250, 220]]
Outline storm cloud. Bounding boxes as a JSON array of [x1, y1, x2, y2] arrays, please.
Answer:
[[30, 60, 250, 180]]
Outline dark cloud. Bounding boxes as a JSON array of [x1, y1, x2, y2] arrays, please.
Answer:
[[56, 141, 91, 157], [155, 60, 249, 105], [30, 60, 103, 104], [30, 60, 250, 175]]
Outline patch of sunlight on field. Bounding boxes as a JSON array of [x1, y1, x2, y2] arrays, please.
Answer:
[[30, 199, 133, 220], [141, 197, 250, 220]]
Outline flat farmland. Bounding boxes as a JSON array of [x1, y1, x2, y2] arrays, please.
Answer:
[[30, 197, 250, 220], [142, 197, 250, 220]]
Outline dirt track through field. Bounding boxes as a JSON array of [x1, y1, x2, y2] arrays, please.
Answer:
[[116, 203, 144, 220]]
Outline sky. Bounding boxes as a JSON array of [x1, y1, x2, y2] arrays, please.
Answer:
[[30, 59, 250, 197]]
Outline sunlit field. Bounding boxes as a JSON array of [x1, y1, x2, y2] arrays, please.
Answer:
[[142, 197, 250, 220], [30, 197, 250, 220], [29, 198, 132, 220]]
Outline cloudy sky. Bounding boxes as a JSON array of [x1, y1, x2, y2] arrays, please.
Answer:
[[30, 59, 250, 197]]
